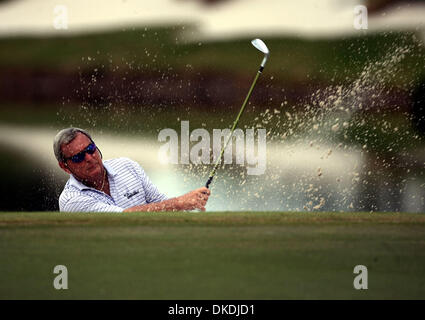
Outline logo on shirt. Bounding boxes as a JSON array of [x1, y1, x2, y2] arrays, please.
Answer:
[[124, 190, 140, 199]]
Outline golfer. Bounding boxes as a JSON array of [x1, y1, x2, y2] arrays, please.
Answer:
[[54, 128, 210, 212]]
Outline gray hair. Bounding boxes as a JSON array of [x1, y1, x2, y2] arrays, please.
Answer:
[[53, 128, 94, 162]]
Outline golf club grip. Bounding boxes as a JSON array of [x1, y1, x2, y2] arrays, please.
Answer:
[[205, 176, 213, 189]]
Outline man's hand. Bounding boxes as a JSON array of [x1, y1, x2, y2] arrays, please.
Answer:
[[177, 187, 211, 211]]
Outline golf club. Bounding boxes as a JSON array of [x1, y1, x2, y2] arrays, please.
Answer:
[[205, 38, 270, 188]]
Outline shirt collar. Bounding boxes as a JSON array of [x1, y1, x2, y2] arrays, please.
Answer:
[[69, 174, 89, 191], [104, 161, 117, 177], [68, 161, 116, 191]]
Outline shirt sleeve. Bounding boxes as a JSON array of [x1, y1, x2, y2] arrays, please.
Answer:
[[130, 160, 168, 204], [60, 193, 124, 213]]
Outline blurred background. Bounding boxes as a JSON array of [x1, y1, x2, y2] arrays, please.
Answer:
[[0, 0, 424, 212]]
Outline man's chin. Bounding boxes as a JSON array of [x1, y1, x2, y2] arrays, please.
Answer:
[[87, 166, 102, 176]]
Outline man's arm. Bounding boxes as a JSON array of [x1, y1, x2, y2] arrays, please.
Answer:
[[60, 193, 124, 212], [123, 187, 210, 212]]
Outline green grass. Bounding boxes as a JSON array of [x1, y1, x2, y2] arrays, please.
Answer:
[[1, 211, 424, 299], [0, 103, 271, 139], [1, 26, 424, 153], [0, 26, 423, 84]]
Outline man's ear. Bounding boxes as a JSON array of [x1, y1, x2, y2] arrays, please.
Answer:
[[59, 161, 71, 174]]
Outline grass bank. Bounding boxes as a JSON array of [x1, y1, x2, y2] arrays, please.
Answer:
[[1, 211, 424, 299]]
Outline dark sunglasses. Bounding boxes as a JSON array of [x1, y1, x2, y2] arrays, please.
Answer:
[[64, 143, 97, 163]]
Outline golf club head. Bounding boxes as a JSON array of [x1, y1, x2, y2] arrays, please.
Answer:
[[251, 38, 269, 68]]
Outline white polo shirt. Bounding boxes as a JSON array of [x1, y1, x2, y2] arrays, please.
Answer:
[[59, 157, 168, 212]]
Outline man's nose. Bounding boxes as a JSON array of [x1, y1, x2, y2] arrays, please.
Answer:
[[84, 151, 96, 161]]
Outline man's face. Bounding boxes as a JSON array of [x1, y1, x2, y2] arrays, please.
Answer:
[[59, 133, 103, 181]]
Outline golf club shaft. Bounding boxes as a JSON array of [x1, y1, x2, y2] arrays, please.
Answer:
[[205, 68, 262, 189]]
